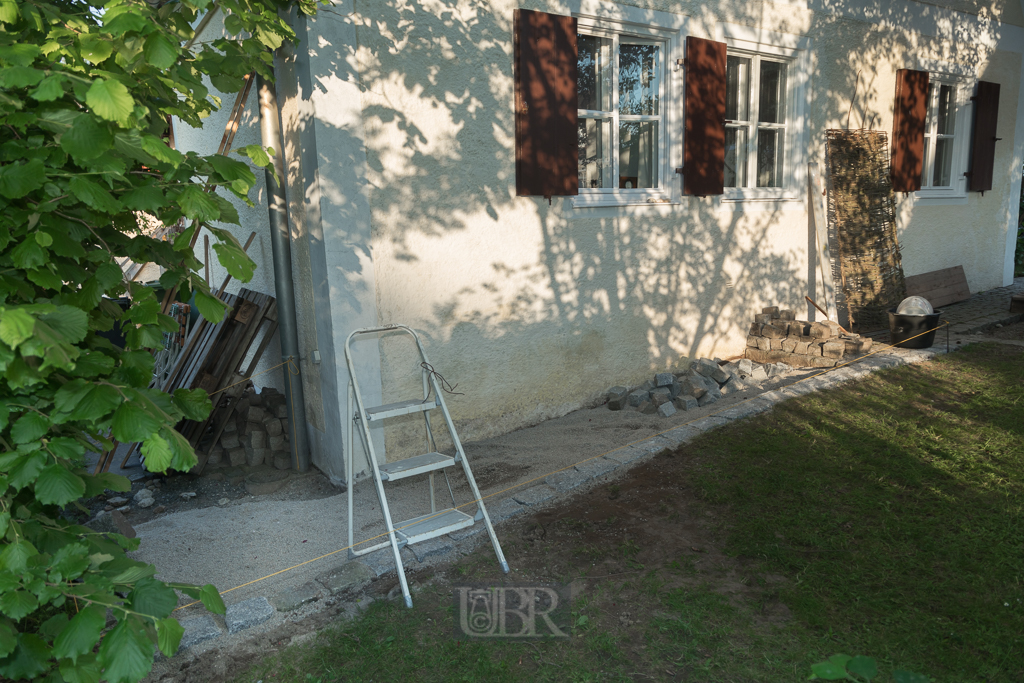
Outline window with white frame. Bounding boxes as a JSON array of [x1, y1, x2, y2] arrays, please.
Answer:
[[718, 25, 809, 203], [724, 53, 789, 189], [576, 23, 672, 201], [920, 77, 968, 193]]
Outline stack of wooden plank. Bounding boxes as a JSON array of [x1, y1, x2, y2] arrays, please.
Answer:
[[904, 266, 971, 309], [171, 289, 279, 473], [112, 288, 279, 474]]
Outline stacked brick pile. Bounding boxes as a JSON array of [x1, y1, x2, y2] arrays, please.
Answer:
[[207, 387, 292, 470], [745, 306, 871, 368]]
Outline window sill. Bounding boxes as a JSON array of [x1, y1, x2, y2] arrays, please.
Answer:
[[910, 194, 969, 206], [909, 187, 969, 206], [572, 191, 678, 209], [721, 189, 796, 202]]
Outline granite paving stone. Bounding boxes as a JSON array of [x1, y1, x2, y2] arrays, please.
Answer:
[[574, 457, 619, 479], [449, 523, 486, 542], [178, 615, 221, 650], [269, 581, 321, 612], [717, 400, 771, 420], [657, 425, 702, 446], [407, 536, 455, 563], [225, 597, 274, 634], [489, 497, 527, 523], [545, 468, 592, 493], [512, 485, 557, 507], [690, 416, 733, 433], [316, 561, 375, 595]]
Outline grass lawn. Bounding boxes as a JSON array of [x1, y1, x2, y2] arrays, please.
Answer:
[[237, 342, 1023, 683]]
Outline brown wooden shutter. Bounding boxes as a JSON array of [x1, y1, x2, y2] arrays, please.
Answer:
[[683, 37, 727, 197], [514, 9, 578, 197], [968, 80, 1000, 193], [891, 69, 929, 192]]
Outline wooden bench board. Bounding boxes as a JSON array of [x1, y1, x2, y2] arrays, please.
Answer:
[[904, 265, 970, 309]]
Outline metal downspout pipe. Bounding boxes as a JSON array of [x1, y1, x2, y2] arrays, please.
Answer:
[[257, 75, 310, 473]]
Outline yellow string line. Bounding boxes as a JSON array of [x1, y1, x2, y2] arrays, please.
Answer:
[[173, 322, 951, 612]]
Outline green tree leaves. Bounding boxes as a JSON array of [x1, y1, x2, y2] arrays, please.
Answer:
[[52, 606, 105, 663], [86, 79, 134, 125], [35, 465, 86, 505], [0, 158, 45, 198], [0, 0, 308, 678], [0, 308, 34, 349], [11, 412, 47, 443], [111, 399, 162, 443], [97, 619, 154, 683], [143, 33, 178, 69]]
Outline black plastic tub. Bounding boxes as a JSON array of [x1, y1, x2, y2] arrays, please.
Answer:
[[888, 308, 942, 348]]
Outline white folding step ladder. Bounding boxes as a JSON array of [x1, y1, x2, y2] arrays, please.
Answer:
[[344, 324, 509, 608]]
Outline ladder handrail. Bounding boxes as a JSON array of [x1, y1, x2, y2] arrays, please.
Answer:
[[343, 323, 509, 608], [343, 326, 419, 607]]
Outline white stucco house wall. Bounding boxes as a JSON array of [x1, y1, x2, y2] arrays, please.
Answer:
[[175, 0, 1024, 484]]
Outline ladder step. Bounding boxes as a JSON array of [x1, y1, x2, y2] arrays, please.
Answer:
[[364, 397, 437, 421], [395, 508, 474, 545], [379, 452, 455, 481]]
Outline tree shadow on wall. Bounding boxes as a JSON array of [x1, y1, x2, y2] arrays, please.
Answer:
[[276, 0, 1011, 446]]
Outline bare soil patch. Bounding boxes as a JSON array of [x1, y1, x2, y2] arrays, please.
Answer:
[[984, 319, 1024, 341]]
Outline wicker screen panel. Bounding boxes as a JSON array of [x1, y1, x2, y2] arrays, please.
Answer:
[[824, 130, 907, 329]]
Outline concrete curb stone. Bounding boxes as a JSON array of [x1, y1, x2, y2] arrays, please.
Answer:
[[545, 468, 592, 492], [359, 548, 397, 577], [512, 485, 558, 507], [489, 496, 527, 523], [269, 581, 321, 612], [659, 424, 703, 446], [611, 435, 674, 462], [689, 415, 732, 432], [574, 457, 619, 479], [225, 597, 274, 634], [316, 561, 375, 594], [178, 615, 222, 650], [407, 536, 454, 563], [717, 400, 772, 420], [449, 523, 486, 542]]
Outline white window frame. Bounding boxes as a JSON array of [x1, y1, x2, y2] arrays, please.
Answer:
[[914, 72, 973, 203], [716, 23, 811, 206], [572, 6, 685, 209]]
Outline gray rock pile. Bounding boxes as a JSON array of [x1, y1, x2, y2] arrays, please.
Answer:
[[206, 387, 292, 471], [605, 357, 790, 417]]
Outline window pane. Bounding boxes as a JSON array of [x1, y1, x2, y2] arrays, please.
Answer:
[[619, 44, 660, 115], [726, 56, 750, 121], [579, 118, 612, 188], [724, 127, 747, 187], [936, 84, 955, 136], [578, 34, 612, 112], [619, 121, 658, 188], [932, 137, 953, 187], [920, 136, 932, 187], [758, 60, 787, 124], [756, 128, 785, 187]]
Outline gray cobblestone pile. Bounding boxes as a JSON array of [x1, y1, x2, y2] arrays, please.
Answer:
[[604, 354, 792, 417]]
